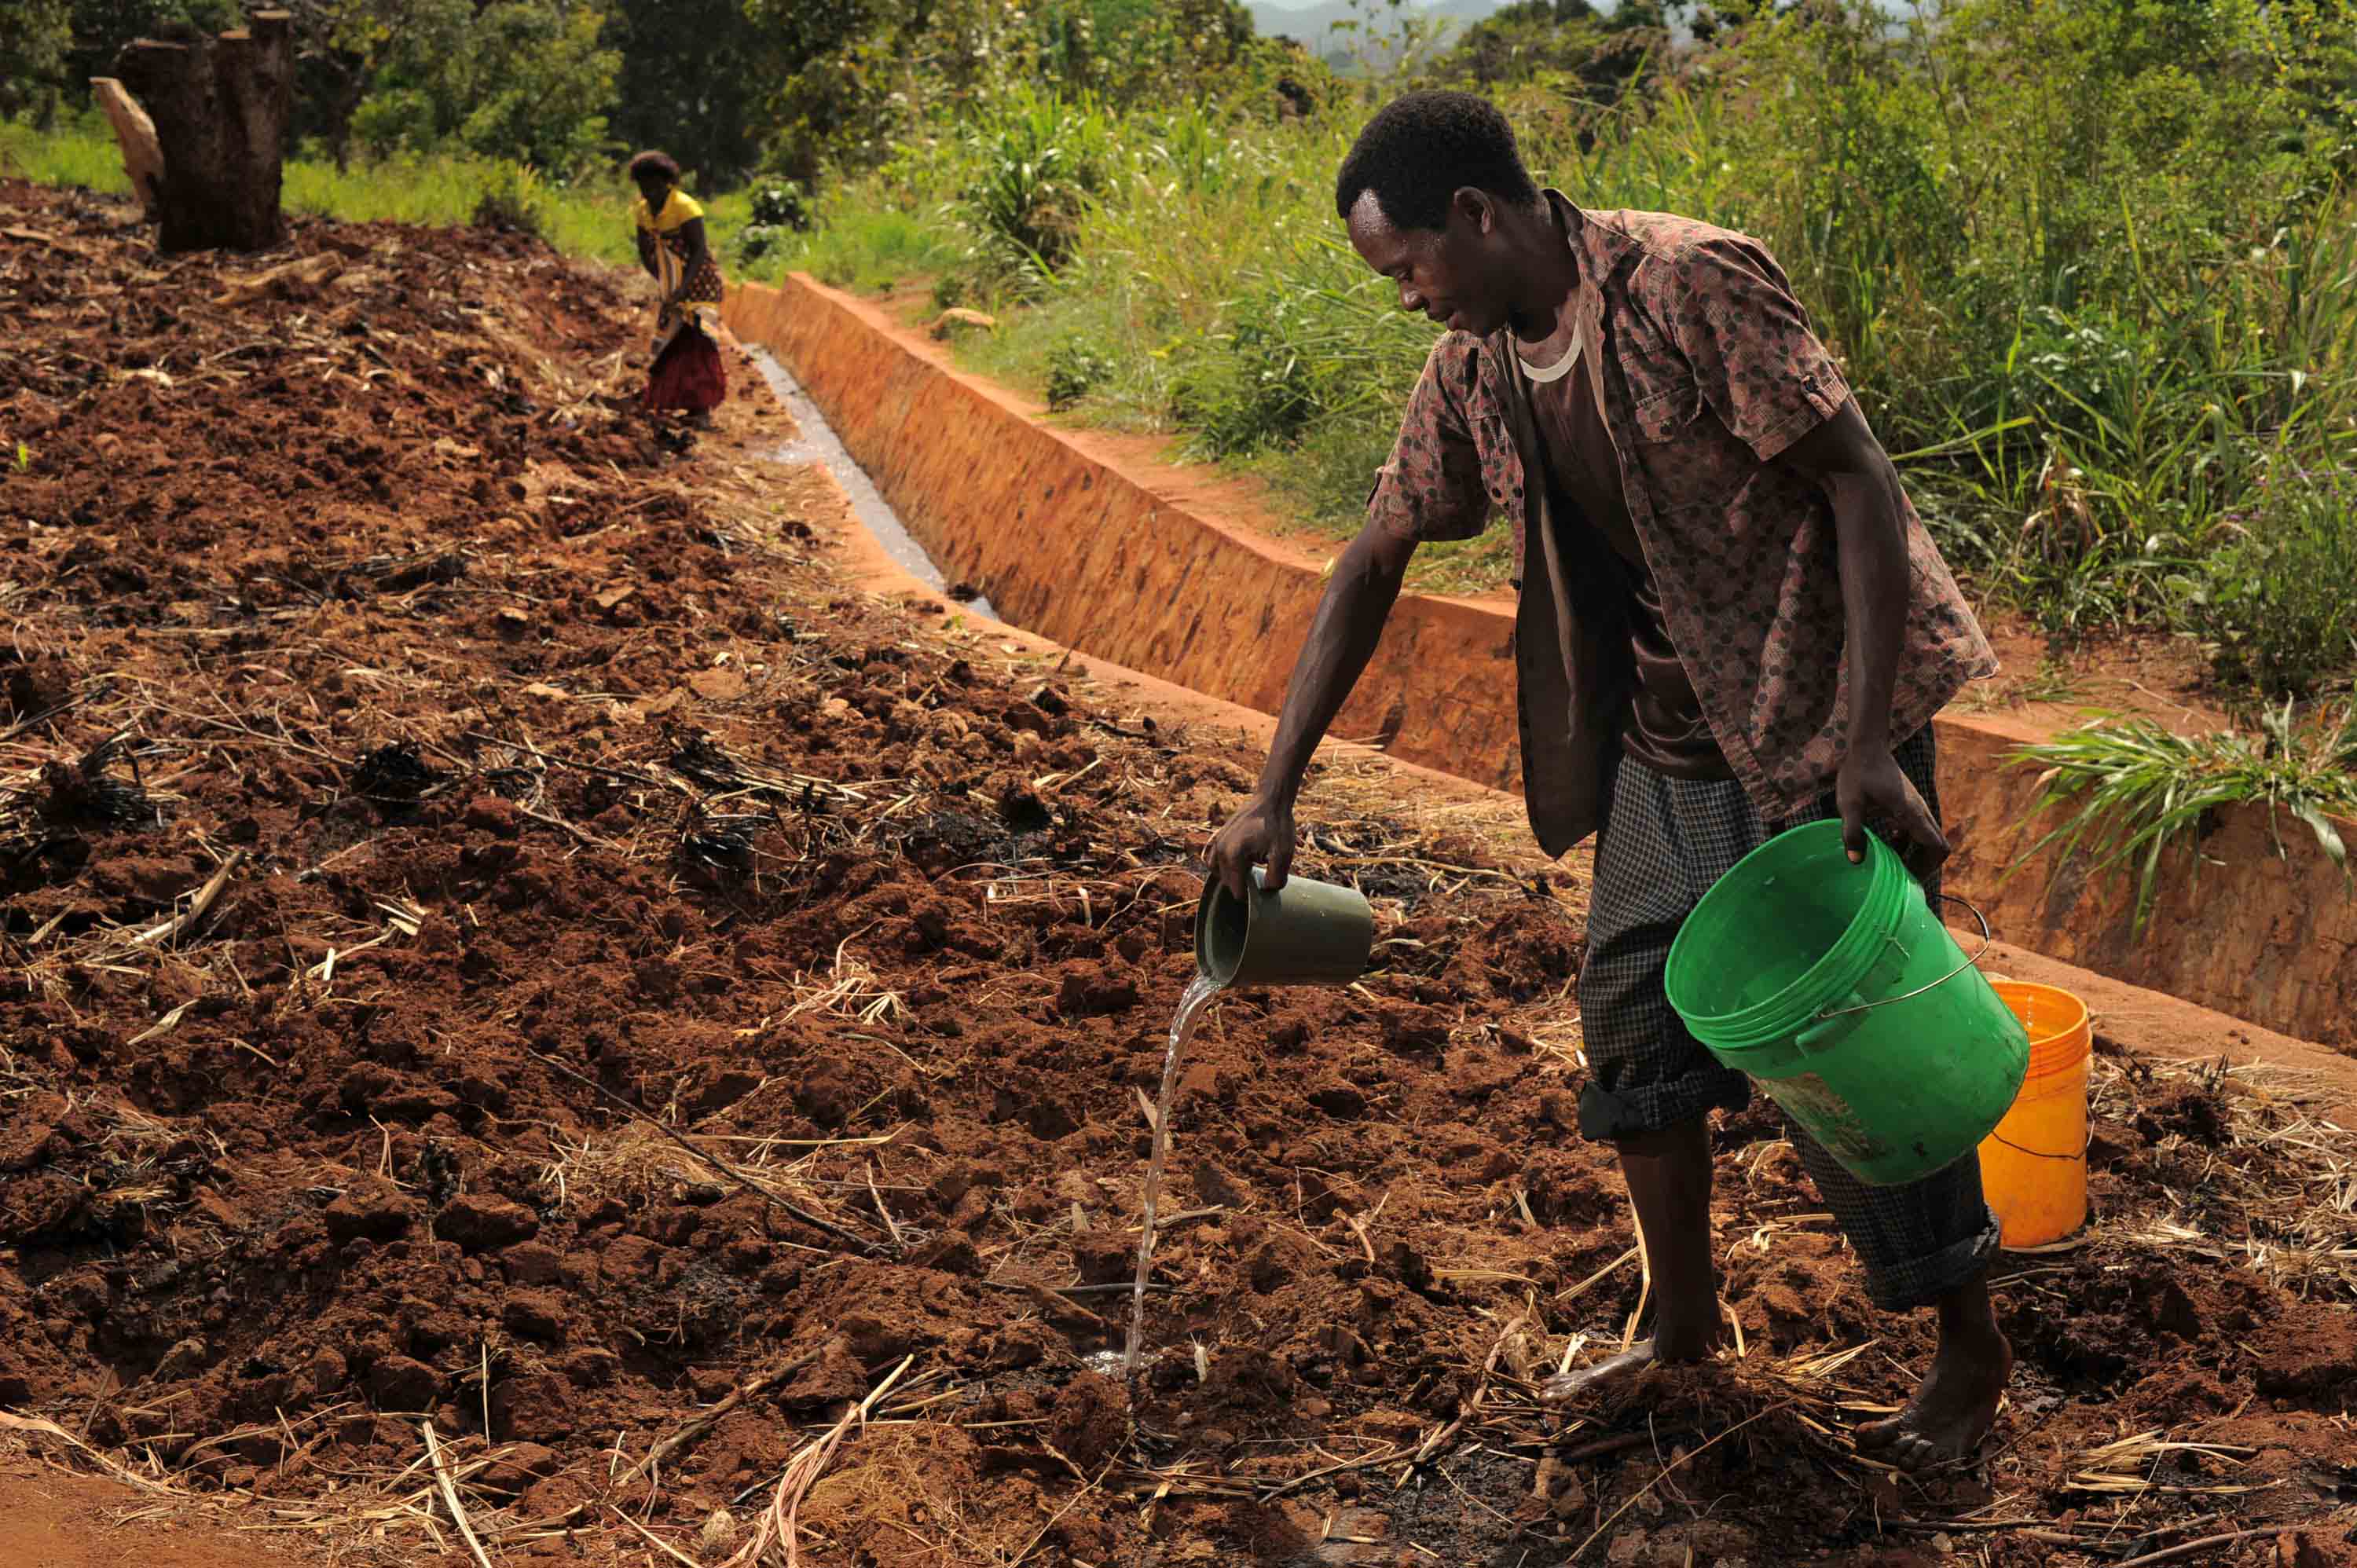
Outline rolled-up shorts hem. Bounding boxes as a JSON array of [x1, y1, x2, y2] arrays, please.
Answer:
[[1860, 1202, 2003, 1312], [1576, 1072, 1750, 1142]]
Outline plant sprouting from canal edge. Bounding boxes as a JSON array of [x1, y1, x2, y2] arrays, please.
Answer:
[[2007, 703, 2357, 935]]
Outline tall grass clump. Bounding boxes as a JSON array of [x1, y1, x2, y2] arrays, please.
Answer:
[[1563, 0, 2357, 653], [959, 87, 1116, 285], [2013, 703, 2357, 930], [2177, 460, 2357, 701], [1171, 236, 1434, 460]]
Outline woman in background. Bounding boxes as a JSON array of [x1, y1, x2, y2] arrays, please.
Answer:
[[629, 150, 726, 423]]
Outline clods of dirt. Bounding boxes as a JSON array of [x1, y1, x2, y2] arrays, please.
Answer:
[[1048, 1371, 1131, 1466], [3, 180, 2355, 1566]]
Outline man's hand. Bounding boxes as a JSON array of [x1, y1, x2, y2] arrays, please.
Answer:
[[1837, 748, 1947, 879], [1208, 795, 1296, 902]]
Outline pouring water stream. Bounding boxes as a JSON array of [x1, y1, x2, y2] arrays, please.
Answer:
[[1121, 969, 1225, 1374]]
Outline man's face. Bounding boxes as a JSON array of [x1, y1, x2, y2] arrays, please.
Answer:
[[1347, 186, 1508, 336]]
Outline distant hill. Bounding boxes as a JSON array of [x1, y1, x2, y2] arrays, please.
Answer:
[[1246, 0, 1511, 60], [1248, 0, 1912, 57]]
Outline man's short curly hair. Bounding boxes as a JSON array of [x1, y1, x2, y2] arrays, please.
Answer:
[[1334, 91, 1538, 233], [629, 150, 681, 186]]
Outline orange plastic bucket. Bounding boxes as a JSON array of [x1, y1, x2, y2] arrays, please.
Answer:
[[1977, 982, 2091, 1247]]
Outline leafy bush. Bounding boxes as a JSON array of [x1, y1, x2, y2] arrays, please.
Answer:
[[470, 163, 544, 238], [1045, 339, 1115, 411], [2178, 463, 2357, 700], [959, 89, 1113, 277], [749, 181, 812, 231], [350, 87, 440, 158]]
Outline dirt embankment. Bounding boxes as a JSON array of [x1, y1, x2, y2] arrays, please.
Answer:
[[2, 183, 2355, 1567]]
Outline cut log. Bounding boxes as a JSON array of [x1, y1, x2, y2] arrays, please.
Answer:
[[88, 79, 165, 222], [211, 251, 342, 307], [114, 11, 295, 253]]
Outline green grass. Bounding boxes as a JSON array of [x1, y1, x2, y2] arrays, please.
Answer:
[[744, 204, 965, 295], [0, 112, 720, 272], [0, 118, 131, 194], [282, 156, 640, 264]]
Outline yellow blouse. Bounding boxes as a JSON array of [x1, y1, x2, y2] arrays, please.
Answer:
[[633, 185, 724, 316], [632, 188, 706, 234]]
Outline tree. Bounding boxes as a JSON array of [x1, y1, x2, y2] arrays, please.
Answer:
[[280, 0, 468, 171], [739, 0, 943, 183], [745, 0, 1262, 185], [442, 3, 619, 170], [1325, 0, 1455, 82], [0, 1, 75, 124], [1439, 0, 1681, 94], [63, 0, 243, 89], [335, 0, 619, 172], [602, 0, 778, 185], [0, 1, 243, 121]]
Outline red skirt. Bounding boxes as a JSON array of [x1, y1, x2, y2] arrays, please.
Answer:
[[646, 319, 727, 412]]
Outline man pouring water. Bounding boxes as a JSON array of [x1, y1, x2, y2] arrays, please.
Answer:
[[1208, 91, 2011, 1469]]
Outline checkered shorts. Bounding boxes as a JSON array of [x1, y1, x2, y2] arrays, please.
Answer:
[[1572, 728, 2001, 1311]]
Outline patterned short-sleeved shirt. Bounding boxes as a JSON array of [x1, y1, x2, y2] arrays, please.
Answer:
[[1366, 192, 1996, 854]]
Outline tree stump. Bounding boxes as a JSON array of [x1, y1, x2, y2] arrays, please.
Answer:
[[115, 10, 295, 253]]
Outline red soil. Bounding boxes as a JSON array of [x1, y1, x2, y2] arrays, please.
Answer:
[[0, 1455, 294, 1568], [2, 181, 2354, 1567]]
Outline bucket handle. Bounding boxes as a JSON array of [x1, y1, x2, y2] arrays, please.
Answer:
[[1989, 1129, 2090, 1163], [1806, 893, 1997, 1029]]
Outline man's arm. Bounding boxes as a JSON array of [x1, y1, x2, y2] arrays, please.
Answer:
[[1207, 522, 1418, 900], [1780, 400, 1947, 875], [1207, 336, 1487, 901], [1661, 238, 1945, 875]]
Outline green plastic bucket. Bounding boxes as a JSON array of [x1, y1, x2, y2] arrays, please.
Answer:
[[1664, 822, 2029, 1188]]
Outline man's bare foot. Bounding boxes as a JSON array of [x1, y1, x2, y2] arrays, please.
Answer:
[[1857, 1279, 2011, 1470], [1546, 1120, 1725, 1405], [1541, 1312, 1725, 1404]]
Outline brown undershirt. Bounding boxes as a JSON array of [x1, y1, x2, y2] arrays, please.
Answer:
[[1520, 336, 1732, 781]]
